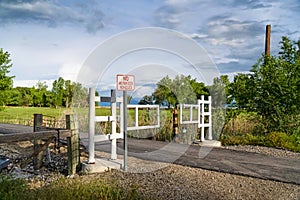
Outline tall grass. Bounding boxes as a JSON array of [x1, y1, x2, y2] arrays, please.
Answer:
[[0, 175, 144, 200]]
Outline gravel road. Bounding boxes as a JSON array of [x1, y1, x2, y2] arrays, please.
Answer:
[[93, 147, 300, 200], [1, 141, 299, 200]]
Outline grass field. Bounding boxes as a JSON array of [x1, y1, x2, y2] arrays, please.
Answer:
[[0, 107, 71, 125]]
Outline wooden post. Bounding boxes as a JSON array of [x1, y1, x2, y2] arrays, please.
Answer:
[[33, 114, 43, 170], [173, 106, 179, 142], [265, 24, 271, 56], [66, 114, 80, 175]]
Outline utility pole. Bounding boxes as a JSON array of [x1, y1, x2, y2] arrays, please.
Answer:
[[265, 24, 271, 56]]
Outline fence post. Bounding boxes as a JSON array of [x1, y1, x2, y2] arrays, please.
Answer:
[[66, 114, 80, 175], [173, 106, 179, 142], [111, 89, 117, 160], [33, 114, 43, 170], [88, 88, 96, 164]]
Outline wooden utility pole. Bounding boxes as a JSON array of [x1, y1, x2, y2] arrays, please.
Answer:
[[265, 24, 271, 55]]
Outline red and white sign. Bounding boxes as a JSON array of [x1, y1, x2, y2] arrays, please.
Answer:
[[116, 74, 135, 91]]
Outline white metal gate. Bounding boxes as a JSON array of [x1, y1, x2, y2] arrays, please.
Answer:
[[179, 95, 212, 141], [88, 88, 160, 163]]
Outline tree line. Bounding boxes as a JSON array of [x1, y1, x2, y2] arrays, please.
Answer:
[[7, 78, 87, 108], [0, 48, 87, 108]]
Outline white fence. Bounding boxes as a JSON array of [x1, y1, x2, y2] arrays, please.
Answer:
[[88, 88, 160, 163], [127, 104, 160, 130], [180, 95, 212, 141]]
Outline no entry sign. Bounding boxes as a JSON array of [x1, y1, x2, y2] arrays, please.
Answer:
[[116, 74, 135, 91]]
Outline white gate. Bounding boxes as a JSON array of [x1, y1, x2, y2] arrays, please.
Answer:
[[179, 95, 212, 142], [88, 88, 160, 164]]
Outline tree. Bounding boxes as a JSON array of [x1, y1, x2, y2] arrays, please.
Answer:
[[0, 48, 14, 107], [152, 75, 202, 107], [139, 95, 155, 105], [250, 36, 300, 133], [32, 81, 48, 107], [52, 77, 65, 108], [230, 73, 255, 108], [208, 75, 228, 108]]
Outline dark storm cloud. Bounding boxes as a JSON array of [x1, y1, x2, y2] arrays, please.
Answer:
[[0, 0, 105, 33]]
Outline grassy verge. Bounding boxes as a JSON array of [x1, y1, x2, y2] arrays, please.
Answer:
[[0, 175, 143, 200], [220, 132, 300, 153]]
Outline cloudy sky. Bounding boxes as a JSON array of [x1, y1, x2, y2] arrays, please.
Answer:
[[1, 0, 299, 92]]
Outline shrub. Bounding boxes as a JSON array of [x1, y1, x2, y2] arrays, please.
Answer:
[[265, 132, 290, 148], [0, 175, 29, 200]]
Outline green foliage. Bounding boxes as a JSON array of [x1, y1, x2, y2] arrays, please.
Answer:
[[0, 48, 14, 108], [229, 73, 255, 108], [4, 77, 88, 108], [222, 110, 266, 136], [0, 175, 143, 200], [250, 37, 300, 133], [221, 132, 300, 152], [208, 75, 227, 107], [151, 75, 209, 107], [0, 176, 28, 200]]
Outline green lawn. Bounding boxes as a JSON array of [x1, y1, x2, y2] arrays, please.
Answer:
[[0, 107, 70, 125]]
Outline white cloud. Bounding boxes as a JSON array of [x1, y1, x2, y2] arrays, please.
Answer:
[[58, 63, 81, 81], [13, 79, 55, 89]]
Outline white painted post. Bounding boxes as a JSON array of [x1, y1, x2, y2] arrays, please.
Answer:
[[208, 96, 213, 140], [180, 104, 183, 124], [123, 91, 128, 171], [88, 87, 95, 163], [197, 100, 201, 128], [135, 106, 138, 128], [200, 95, 205, 142], [190, 106, 193, 123], [119, 98, 124, 135], [111, 90, 117, 160]]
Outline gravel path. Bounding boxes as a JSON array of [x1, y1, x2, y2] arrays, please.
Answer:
[[94, 164, 299, 200], [1, 142, 299, 199], [93, 147, 300, 200]]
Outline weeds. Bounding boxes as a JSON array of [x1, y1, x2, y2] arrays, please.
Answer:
[[0, 175, 144, 200]]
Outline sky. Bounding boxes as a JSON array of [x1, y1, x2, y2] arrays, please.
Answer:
[[0, 0, 300, 97]]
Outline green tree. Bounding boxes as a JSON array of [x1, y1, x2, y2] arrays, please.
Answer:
[[32, 81, 48, 107], [52, 77, 65, 108], [139, 95, 155, 105], [187, 75, 209, 98], [251, 36, 300, 133], [152, 75, 204, 107], [0, 49, 14, 108], [209, 75, 228, 108], [230, 73, 255, 108]]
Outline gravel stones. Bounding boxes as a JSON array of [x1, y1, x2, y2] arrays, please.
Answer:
[[1, 143, 299, 199]]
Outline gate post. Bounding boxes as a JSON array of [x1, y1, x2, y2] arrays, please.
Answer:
[[66, 114, 80, 175], [110, 89, 117, 160], [33, 114, 43, 170], [88, 87, 95, 163], [173, 106, 179, 142], [208, 96, 213, 140]]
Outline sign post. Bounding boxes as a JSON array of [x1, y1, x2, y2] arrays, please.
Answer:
[[116, 74, 135, 171]]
